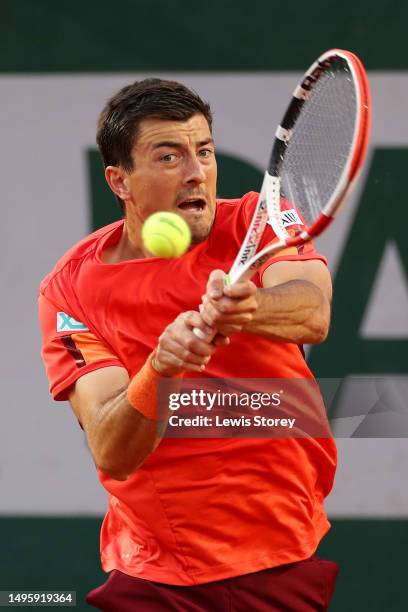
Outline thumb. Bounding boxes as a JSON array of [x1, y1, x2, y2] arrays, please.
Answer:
[[206, 269, 227, 300]]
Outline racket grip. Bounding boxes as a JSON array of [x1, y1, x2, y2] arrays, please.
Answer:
[[193, 327, 207, 340], [192, 326, 217, 342]]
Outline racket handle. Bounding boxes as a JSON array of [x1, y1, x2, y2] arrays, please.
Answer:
[[193, 327, 212, 340], [193, 318, 218, 342]]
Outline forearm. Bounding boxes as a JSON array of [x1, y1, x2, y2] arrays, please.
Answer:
[[72, 312, 222, 481], [87, 357, 174, 480], [88, 390, 165, 481], [244, 280, 331, 343]]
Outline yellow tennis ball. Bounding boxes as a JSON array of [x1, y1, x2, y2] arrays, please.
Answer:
[[142, 212, 192, 258]]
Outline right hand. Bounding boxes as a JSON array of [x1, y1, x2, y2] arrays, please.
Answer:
[[198, 270, 258, 337], [153, 311, 229, 376]]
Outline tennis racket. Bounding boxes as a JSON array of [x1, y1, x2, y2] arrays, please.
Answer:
[[230, 47, 370, 282], [195, 48, 371, 338], [194, 49, 371, 337]]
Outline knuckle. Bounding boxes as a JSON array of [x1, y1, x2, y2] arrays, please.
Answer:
[[182, 348, 191, 361], [217, 302, 229, 314], [179, 311, 191, 323], [157, 352, 170, 366], [203, 312, 214, 325], [184, 338, 195, 352], [211, 307, 221, 320], [171, 355, 183, 367]]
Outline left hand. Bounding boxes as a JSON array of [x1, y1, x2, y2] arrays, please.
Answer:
[[199, 270, 258, 336], [153, 310, 229, 376]]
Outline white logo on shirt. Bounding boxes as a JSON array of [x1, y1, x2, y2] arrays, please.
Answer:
[[57, 312, 89, 332]]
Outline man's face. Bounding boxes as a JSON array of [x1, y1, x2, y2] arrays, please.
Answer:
[[125, 113, 217, 244]]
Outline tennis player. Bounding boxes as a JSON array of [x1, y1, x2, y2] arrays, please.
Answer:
[[39, 79, 338, 611]]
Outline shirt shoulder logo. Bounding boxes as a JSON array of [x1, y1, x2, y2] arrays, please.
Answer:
[[57, 312, 89, 332]]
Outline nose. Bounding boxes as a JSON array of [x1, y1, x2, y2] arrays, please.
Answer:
[[183, 154, 206, 185]]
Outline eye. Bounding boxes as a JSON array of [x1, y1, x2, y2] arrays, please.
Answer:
[[198, 148, 214, 158], [161, 153, 178, 162]]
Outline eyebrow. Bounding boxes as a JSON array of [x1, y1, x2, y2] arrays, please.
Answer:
[[152, 138, 214, 150]]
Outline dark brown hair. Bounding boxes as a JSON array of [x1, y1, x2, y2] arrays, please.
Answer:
[[96, 78, 213, 172]]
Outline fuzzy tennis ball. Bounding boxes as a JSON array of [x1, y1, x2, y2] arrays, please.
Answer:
[[142, 212, 192, 258]]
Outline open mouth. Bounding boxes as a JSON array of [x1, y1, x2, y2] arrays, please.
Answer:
[[177, 198, 206, 212]]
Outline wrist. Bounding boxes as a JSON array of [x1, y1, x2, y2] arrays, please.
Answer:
[[127, 352, 183, 421]]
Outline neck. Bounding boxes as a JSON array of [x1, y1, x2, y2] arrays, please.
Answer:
[[102, 220, 149, 263]]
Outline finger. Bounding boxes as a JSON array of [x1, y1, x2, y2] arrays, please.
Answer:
[[223, 280, 257, 299], [199, 300, 220, 327], [156, 349, 207, 373], [154, 349, 184, 373], [200, 307, 250, 334], [181, 311, 214, 336], [203, 296, 257, 317], [159, 315, 214, 355], [158, 337, 212, 367], [206, 269, 227, 299], [169, 327, 216, 358], [213, 334, 230, 347]]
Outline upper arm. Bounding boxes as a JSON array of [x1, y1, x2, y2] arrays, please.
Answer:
[[69, 365, 129, 431], [261, 259, 332, 301], [38, 292, 124, 401]]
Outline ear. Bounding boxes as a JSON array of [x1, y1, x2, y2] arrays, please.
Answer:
[[105, 166, 131, 201]]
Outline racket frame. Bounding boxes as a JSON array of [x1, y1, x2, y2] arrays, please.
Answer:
[[228, 48, 371, 283]]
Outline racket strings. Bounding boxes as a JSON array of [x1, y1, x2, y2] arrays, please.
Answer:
[[281, 58, 357, 226]]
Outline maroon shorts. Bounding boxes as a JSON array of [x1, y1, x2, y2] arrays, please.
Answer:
[[86, 555, 339, 611]]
